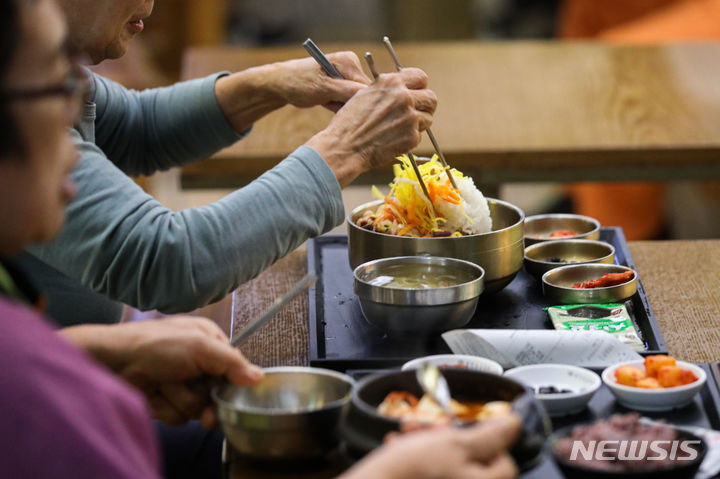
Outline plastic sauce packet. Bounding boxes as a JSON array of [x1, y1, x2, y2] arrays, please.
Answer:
[[546, 303, 645, 352]]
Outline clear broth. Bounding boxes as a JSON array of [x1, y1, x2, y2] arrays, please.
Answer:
[[367, 264, 475, 289]]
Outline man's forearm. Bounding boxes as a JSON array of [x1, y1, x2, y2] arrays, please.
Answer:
[[59, 324, 135, 374], [214, 63, 288, 134]]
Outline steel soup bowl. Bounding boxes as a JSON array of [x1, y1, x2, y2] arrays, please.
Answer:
[[524, 214, 600, 246], [213, 367, 354, 459], [340, 368, 551, 471], [354, 256, 484, 335], [524, 239, 615, 281], [348, 198, 524, 294]]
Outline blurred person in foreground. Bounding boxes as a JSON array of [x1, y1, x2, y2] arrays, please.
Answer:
[[24, 0, 437, 328], [0, 0, 522, 478]]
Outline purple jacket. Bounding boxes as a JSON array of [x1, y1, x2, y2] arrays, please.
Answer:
[[0, 297, 161, 478]]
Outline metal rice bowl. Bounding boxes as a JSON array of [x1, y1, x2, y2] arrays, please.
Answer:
[[347, 198, 525, 294]]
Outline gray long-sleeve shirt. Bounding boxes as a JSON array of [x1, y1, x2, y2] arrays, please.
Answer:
[[27, 72, 344, 321]]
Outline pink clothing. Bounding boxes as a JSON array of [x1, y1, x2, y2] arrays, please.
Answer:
[[0, 297, 161, 478]]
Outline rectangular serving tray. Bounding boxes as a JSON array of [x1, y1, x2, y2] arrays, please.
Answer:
[[307, 228, 667, 371]]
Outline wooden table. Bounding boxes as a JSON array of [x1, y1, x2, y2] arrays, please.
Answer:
[[229, 239, 720, 478], [182, 41, 720, 188]]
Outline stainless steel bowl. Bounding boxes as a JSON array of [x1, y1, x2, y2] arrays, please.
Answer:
[[348, 198, 524, 294], [542, 264, 637, 304], [354, 256, 485, 335], [524, 214, 600, 246], [524, 239, 615, 281], [213, 367, 354, 459]]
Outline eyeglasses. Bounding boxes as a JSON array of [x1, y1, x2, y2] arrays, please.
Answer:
[[1, 63, 90, 124]]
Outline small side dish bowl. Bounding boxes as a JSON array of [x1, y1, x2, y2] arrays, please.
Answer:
[[524, 214, 600, 246], [542, 264, 637, 304], [402, 354, 504, 375], [353, 256, 484, 335], [601, 360, 706, 411], [504, 364, 601, 417], [524, 239, 615, 281], [213, 367, 354, 459]]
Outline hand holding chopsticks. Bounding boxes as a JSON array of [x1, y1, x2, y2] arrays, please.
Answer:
[[300, 38, 437, 188], [382, 36, 458, 190], [363, 51, 438, 216]]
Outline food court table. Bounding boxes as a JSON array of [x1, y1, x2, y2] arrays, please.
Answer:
[[229, 239, 720, 478], [183, 41, 720, 188]]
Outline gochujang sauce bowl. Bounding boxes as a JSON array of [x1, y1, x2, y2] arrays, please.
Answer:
[[340, 368, 550, 471]]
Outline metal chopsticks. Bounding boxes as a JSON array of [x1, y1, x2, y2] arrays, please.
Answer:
[[303, 38, 344, 79], [382, 36, 458, 190], [301, 39, 439, 217], [363, 51, 437, 216], [231, 272, 317, 347]]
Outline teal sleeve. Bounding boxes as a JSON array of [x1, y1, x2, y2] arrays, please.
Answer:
[[28, 136, 344, 313], [92, 72, 247, 176]]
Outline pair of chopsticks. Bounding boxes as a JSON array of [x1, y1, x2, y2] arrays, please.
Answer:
[[302, 38, 457, 215]]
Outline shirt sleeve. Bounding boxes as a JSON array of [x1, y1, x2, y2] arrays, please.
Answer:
[[28, 132, 345, 313], [0, 300, 161, 479], [92, 72, 248, 176]]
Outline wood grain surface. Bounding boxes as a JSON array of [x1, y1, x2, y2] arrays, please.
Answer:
[[629, 240, 720, 363], [183, 41, 720, 187]]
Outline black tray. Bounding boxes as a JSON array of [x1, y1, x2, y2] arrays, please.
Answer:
[[308, 228, 667, 371]]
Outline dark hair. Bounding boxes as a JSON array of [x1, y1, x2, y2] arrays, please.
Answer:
[[0, 0, 21, 157]]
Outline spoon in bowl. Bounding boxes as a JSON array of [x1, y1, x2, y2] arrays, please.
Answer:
[[416, 362, 461, 426]]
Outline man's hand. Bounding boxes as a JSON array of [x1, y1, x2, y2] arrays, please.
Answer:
[[271, 52, 371, 111], [214, 51, 370, 133], [306, 68, 437, 187], [339, 415, 522, 479], [60, 317, 263, 428]]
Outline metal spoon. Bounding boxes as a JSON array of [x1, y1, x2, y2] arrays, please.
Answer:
[[231, 272, 317, 347], [415, 362, 460, 425], [382, 36, 458, 190]]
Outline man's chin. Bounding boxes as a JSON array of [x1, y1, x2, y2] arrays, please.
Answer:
[[98, 38, 132, 63]]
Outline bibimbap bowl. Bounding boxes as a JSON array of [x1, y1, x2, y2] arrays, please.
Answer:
[[348, 198, 525, 294]]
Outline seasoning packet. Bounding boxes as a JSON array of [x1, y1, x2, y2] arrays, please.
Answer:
[[546, 303, 645, 352]]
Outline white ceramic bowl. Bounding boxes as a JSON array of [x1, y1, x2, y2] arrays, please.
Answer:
[[602, 360, 706, 412], [504, 364, 601, 417], [402, 354, 504, 375]]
